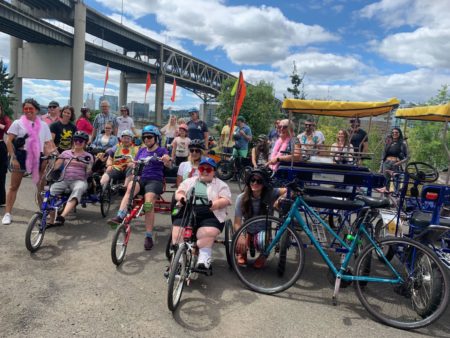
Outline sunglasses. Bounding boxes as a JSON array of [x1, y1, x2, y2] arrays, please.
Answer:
[[143, 135, 154, 140], [23, 107, 35, 112], [189, 148, 202, 153], [198, 166, 213, 174], [280, 125, 289, 129], [250, 178, 263, 185], [48, 106, 57, 109], [74, 139, 85, 144]]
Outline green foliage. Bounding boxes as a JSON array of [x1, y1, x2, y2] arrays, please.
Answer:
[[0, 59, 15, 118], [89, 109, 101, 123], [216, 78, 281, 139], [284, 61, 306, 100], [427, 84, 450, 105]]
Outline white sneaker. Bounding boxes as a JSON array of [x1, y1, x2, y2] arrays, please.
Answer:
[[2, 213, 12, 225], [196, 254, 212, 269]]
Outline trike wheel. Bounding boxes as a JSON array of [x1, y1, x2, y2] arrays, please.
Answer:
[[216, 160, 234, 181], [25, 213, 45, 252], [238, 166, 252, 192], [354, 237, 449, 329], [224, 219, 234, 269], [230, 216, 305, 294], [100, 185, 112, 217], [167, 243, 189, 311], [111, 224, 128, 266]]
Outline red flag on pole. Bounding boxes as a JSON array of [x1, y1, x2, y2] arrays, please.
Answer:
[[228, 71, 247, 142], [144, 72, 151, 103], [170, 78, 177, 102], [103, 63, 109, 95]]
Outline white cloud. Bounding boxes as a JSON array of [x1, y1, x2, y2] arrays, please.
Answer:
[[0, 33, 11, 64]]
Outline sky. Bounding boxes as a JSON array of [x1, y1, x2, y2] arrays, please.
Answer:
[[0, 0, 450, 111]]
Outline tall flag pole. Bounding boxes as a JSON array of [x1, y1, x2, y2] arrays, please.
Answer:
[[170, 78, 177, 102], [144, 72, 151, 103], [228, 71, 247, 142], [103, 62, 109, 96]]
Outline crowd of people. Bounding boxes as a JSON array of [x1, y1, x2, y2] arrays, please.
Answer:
[[0, 97, 408, 271]]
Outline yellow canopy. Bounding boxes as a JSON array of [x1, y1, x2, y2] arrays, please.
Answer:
[[395, 103, 450, 122], [282, 98, 400, 117]]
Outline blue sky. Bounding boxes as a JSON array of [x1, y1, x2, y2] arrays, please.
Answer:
[[1, 0, 449, 110]]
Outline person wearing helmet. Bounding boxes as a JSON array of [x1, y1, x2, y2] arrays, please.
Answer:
[[186, 107, 209, 150], [109, 124, 172, 250], [176, 139, 205, 187], [99, 129, 139, 189], [233, 168, 286, 267], [232, 116, 252, 158], [48, 131, 94, 226], [172, 157, 231, 270], [251, 134, 270, 168], [171, 123, 191, 165], [116, 105, 137, 139]]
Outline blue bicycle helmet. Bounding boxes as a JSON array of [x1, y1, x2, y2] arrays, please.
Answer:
[[142, 124, 161, 139]]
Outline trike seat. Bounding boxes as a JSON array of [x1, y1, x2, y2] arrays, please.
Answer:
[[303, 195, 365, 211], [411, 211, 450, 228]]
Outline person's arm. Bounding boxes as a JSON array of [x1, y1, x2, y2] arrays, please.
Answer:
[[5, 134, 20, 170], [210, 196, 231, 211], [131, 126, 138, 137], [204, 131, 209, 151], [171, 139, 177, 160], [251, 148, 257, 168]]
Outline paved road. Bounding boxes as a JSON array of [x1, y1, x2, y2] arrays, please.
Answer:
[[1, 176, 449, 337]]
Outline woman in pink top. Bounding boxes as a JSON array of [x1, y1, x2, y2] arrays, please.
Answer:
[[75, 108, 94, 138], [266, 119, 301, 170]]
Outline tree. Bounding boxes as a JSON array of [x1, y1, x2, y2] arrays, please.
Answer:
[[216, 78, 281, 139], [285, 61, 306, 100], [0, 59, 15, 118]]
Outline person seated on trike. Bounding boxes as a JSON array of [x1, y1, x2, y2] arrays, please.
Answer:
[[233, 168, 286, 267], [171, 157, 232, 270], [100, 129, 139, 190], [109, 125, 172, 250], [49, 131, 94, 226]]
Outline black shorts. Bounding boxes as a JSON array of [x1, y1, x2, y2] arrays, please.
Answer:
[[11, 150, 44, 172], [139, 179, 164, 195], [107, 167, 132, 182], [173, 206, 224, 232]]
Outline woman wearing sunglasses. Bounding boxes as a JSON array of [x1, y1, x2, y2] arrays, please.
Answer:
[[233, 168, 286, 267], [48, 131, 94, 226], [2, 98, 55, 225], [172, 157, 232, 270], [176, 139, 205, 187], [109, 125, 172, 251]]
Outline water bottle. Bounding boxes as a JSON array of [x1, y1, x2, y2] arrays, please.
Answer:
[[184, 225, 193, 239]]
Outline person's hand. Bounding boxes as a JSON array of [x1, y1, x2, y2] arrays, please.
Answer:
[[0, 123, 5, 130], [11, 158, 20, 170], [236, 234, 247, 254], [106, 165, 113, 173], [239, 129, 245, 136], [267, 157, 277, 165], [161, 154, 171, 165]]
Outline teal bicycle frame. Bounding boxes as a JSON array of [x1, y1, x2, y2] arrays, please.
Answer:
[[264, 196, 404, 285]]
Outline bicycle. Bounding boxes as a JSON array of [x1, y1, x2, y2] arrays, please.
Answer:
[[230, 179, 449, 329], [25, 154, 100, 252], [216, 145, 251, 182], [110, 154, 164, 266], [166, 187, 233, 311]]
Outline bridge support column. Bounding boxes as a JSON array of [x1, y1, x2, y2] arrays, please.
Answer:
[[119, 71, 128, 109], [70, 1, 86, 116], [155, 72, 164, 126], [9, 36, 22, 119]]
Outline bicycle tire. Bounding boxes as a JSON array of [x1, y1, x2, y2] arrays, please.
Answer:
[[100, 185, 112, 218], [165, 235, 173, 261], [354, 237, 449, 329], [230, 215, 305, 295], [111, 224, 128, 266], [25, 213, 45, 252], [237, 166, 252, 192], [216, 160, 234, 181], [224, 219, 234, 269], [167, 243, 189, 311]]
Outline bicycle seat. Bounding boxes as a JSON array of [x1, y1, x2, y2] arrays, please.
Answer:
[[355, 195, 390, 209], [303, 195, 365, 211], [410, 211, 450, 228]]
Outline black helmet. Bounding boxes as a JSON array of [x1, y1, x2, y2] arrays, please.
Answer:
[[257, 134, 268, 142], [73, 131, 89, 142], [246, 168, 272, 186], [188, 139, 206, 150]]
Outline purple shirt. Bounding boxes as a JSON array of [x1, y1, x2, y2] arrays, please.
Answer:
[[135, 147, 168, 181], [60, 150, 94, 180]]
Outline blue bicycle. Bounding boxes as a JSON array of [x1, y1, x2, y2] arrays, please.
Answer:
[[230, 180, 449, 329], [25, 154, 101, 252]]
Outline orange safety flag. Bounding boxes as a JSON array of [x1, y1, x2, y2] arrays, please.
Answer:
[[103, 62, 109, 95], [144, 72, 151, 103], [170, 78, 177, 102], [228, 71, 247, 142]]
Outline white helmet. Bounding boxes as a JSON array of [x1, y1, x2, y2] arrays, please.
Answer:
[[121, 129, 133, 138]]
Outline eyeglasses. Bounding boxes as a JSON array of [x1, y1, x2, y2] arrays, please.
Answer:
[[74, 139, 85, 144], [189, 148, 202, 154], [23, 107, 34, 112], [250, 178, 263, 185], [143, 135, 154, 140], [48, 106, 57, 109], [198, 166, 213, 174]]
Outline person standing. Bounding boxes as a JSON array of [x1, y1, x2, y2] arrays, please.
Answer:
[[267, 120, 280, 149], [76, 107, 94, 137], [186, 108, 209, 150], [232, 116, 252, 158], [219, 118, 234, 154], [381, 127, 408, 189], [349, 118, 368, 159], [171, 123, 191, 165], [116, 105, 137, 139], [0, 104, 12, 207], [92, 100, 117, 140], [161, 115, 177, 149], [50, 105, 77, 153], [41, 100, 61, 125]]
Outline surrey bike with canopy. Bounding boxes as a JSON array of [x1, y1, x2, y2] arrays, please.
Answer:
[[230, 179, 449, 330]]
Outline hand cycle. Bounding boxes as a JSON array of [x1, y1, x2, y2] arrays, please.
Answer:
[[166, 187, 233, 312], [25, 154, 96, 252], [110, 154, 163, 266], [229, 179, 449, 330]]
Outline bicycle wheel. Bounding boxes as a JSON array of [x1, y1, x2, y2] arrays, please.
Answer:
[[216, 160, 234, 181], [167, 243, 189, 311], [100, 185, 112, 217], [25, 213, 45, 252], [237, 166, 252, 192], [165, 235, 173, 261], [224, 219, 234, 269], [111, 223, 128, 266], [354, 237, 449, 329], [230, 215, 305, 294]]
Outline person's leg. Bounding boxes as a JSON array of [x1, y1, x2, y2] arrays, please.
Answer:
[[100, 171, 111, 186], [171, 225, 184, 244], [61, 181, 88, 218], [0, 142, 8, 205], [196, 226, 221, 268], [123, 167, 133, 188], [109, 180, 140, 224], [4, 171, 24, 214]]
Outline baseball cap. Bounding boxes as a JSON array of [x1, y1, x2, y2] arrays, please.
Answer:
[[199, 157, 217, 169], [237, 116, 246, 122], [188, 107, 199, 114], [48, 101, 59, 107]]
